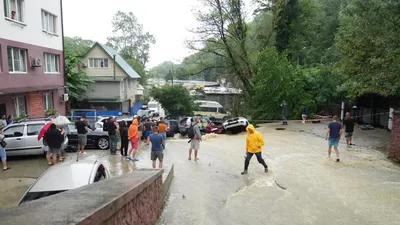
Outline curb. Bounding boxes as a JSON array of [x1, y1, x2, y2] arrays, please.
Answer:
[[162, 164, 174, 200]]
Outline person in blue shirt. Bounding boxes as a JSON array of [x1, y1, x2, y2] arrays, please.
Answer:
[[325, 115, 343, 162], [149, 126, 164, 168]]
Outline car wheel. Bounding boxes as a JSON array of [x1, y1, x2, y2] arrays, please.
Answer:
[[97, 137, 109, 150]]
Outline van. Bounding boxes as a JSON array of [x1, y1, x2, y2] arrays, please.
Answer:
[[147, 101, 164, 117], [193, 100, 229, 120]]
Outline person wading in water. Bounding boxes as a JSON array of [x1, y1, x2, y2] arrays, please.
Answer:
[[241, 124, 268, 175]]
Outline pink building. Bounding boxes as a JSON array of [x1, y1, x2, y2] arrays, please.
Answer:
[[0, 0, 66, 119]]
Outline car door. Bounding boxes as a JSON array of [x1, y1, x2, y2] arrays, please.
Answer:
[[25, 123, 45, 154], [3, 125, 26, 155], [67, 124, 78, 146]]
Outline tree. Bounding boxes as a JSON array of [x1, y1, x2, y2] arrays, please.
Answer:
[[251, 48, 311, 119], [336, 0, 400, 97], [273, 0, 299, 53], [188, 0, 254, 96], [150, 85, 195, 116], [65, 51, 94, 100], [64, 36, 95, 56], [107, 11, 156, 67]]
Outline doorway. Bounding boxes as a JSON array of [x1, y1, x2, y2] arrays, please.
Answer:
[[0, 104, 6, 117]]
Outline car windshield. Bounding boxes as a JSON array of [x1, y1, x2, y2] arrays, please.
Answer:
[[19, 190, 66, 205], [148, 103, 158, 108]]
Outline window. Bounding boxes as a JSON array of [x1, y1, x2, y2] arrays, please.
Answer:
[[89, 58, 108, 68], [27, 124, 45, 136], [43, 93, 53, 110], [41, 10, 57, 34], [4, 125, 24, 138], [13, 96, 26, 117], [3, 0, 24, 23], [7, 47, 26, 73], [198, 107, 218, 113], [44, 53, 59, 73]]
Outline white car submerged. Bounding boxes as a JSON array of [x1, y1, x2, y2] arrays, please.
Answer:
[[18, 159, 110, 205], [223, 117, 249, 132]]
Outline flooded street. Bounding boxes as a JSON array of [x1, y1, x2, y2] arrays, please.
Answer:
[[159, 122, 400, 225], [1, 122, 399, 225]]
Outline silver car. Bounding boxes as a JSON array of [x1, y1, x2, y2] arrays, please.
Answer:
[[1, 120, 68, 156], [18, 159, 110, 205]]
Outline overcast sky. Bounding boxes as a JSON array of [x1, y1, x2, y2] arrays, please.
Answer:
[[63, 0, 254, 68]]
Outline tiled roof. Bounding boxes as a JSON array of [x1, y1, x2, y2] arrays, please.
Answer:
[[97, 43, 140, 79]]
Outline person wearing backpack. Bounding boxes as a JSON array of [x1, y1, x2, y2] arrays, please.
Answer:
[[188, 117, 202, 161]]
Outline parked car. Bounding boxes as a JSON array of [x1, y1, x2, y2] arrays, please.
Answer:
[[222, 117, 249, 133], [18, 160, 110, 205], [205, 121, 225, 134], [163, 120, 175, 138], [66, 123, 109, 150], [1, 119, 68, 156], [165, 119, 179, 134], [178, 117, 210, 136]]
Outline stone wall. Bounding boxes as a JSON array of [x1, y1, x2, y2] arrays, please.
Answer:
[[0, 169, 164, 225], [389, 112, 400, 161], [104, 175, 163, 225]]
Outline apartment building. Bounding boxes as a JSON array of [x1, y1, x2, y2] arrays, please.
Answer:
[[0, 0, 66, 119]]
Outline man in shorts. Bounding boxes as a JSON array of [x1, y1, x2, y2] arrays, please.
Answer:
[[343, 112, 356, 148], [325, 115, 342, 162], [45, 124, 65, 165], [188, 117, 202, 161], [75, 116, 89, 154], [149, 127, 164, 168]]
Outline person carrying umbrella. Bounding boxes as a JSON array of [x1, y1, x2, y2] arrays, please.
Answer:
[[45, 124, 65, 165]]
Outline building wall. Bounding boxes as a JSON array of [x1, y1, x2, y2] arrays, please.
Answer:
[[86, 81, 121, 100], [0, 90, 66, 118], [0, 38, 64, 90], [0, 0, 63, 50], [81, 46, 126, 78]]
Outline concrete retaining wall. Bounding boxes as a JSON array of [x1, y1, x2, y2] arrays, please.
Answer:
[[0, 169, 164, 225], [389, 112, 400, 161]]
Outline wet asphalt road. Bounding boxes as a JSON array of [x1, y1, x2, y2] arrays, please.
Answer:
[[2, 122, 400, 225]]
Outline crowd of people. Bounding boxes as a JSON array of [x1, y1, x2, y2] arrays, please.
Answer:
[[0, 110, 357, 173]]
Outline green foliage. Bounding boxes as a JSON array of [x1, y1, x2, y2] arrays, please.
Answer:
[[65, 51, 94, 100], [274, 0, 299, 53], [150, 85, 195, 116], [45, 108, 57, 116], [126, 58, 147, 85], [106, 11, 156, 67], [64, 37, 95, 57], [336, 0, 400, 96], [251, 48, 311, 119]]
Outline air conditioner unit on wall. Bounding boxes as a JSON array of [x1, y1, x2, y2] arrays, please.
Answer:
[[31, 58, 42, 67], [81, 63, 88, 68]]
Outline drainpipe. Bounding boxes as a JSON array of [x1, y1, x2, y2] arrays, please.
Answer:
[[60, 0, 67, 115], [113, 55, 116, 80]]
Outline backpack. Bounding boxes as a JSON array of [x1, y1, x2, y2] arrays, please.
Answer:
[[187, 123, 196, 139]]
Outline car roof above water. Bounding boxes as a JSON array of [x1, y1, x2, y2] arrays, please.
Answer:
[[29, 160, 99, 192]]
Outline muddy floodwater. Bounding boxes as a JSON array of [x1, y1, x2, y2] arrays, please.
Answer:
[[158, 123, 400, 225], [1, 122, 399, 225]]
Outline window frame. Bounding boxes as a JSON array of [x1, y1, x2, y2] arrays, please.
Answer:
[[3, 125, 24, 138], [7, 46, 27, 73], [3, 0, 25, 23], [13, 95, 26, 117], [44, 53, 59, 73], [41, 9, 57, 34], [27, 123, 45, 136], [88, 58, 109, 68], [43, 92, 54, 110]]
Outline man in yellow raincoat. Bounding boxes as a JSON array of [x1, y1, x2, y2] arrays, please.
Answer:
[[241, 124, 268, 175]]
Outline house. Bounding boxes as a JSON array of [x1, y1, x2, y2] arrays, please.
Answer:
[[0, 0, 67, 118], [76, 43, 142, 112]]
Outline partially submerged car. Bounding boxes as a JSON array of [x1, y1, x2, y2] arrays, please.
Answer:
[[223, 117, 249, 133], [18, 159, 110, 205]]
